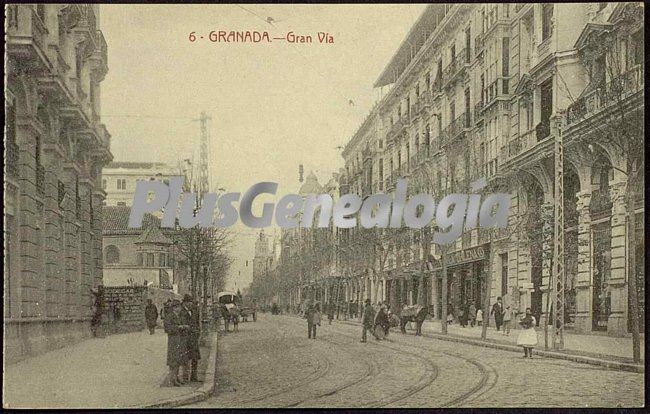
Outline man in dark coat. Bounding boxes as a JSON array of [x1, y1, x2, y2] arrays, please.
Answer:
[[361, 299, 376, 343], [305, 303, 316, 339], [181, 294, 201, 382], [160, 299, 172, 321], [491, 297, 504, 331], [164, 300, 189, 386], [90, 285, 104, 337], [145, 299, 159, 334]]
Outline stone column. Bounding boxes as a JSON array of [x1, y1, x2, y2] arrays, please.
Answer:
[[540, 202, 555, 324], [573, 190, 592, 332], [418, 273, 425, 306], [42, 143, 65, 318], [607, 179, 628, 336]]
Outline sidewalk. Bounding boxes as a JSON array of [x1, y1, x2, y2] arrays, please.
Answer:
[[418, 319, 644, 362], [4, 329, 216, 409], [330, 315, 643, 371]]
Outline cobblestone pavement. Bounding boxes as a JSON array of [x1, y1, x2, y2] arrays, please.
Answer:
[[188, 314, 644, 408]]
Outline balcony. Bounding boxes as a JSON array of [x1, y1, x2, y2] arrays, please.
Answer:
[[36, 164, 45, 195], [386, 118, 407, 144], [7, 7, 50, 68], [60, 5, 97, 46], [566, 66, 644, 126], [505, 129, 536, 160], [442, 49, 468, 88], [483, 78, 510, 110], [7, 140, 20, 178], [440, 113, 469, 147], [475, 33, 486, 56], [590, 189, 612, 215]]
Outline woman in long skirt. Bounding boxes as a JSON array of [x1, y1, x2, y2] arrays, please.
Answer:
[[516, 308, 537, 358]]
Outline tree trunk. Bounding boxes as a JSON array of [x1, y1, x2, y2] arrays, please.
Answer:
[[626, 158, 640, 363], [480, 254, 492, 340]]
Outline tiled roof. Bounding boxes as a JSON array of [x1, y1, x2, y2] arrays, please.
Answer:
[[106, 161, 169, 170], [136, 225, 172, 245], [102, 206, 161, 235]]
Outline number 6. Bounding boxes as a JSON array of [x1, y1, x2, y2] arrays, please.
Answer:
[[189, 32, 196, 42]]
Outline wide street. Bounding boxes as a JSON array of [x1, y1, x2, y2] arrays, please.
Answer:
[[188, 314, 644, 408]]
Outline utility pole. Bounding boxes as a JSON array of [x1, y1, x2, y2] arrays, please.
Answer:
[[195, 111, 212, 195], [552, 123, 565, 350]]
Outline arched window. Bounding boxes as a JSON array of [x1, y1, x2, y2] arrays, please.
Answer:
[[105, 245, 120, 264]]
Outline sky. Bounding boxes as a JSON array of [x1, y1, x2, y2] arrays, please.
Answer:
[[100, 4, 427, 291]]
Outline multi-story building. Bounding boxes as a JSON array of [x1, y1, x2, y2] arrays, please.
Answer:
[[5, 4, 112, 362], [283, 3, 643, 336], [102, 161, 177, 208], [102, 206, 176, 291]]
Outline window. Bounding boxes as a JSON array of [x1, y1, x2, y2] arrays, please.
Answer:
[[504, 3, 509, 18], [465, 27, 471, 62], [415, 83, 420, 97], [159, 253, 167, 267], [378, 140, 383, 149], [464, 89, 471, 127], [450, 45, 456, 63], [137, 253, 144, 266], [379, 159, 384, 183], [502, 38, 510, 77], [500, 253, 508, 297], [425, 72, 431, 90], [541, 4, 554, 41], [539, 78, 553, 139], [105, 245, 120, 264], [449, 100, 456, 122], [146, 253, 155, 267], [102, 179, 106, 189], [117, 178, 127, 189], [632, 31, 643, 66], [480, 74, 485, 103]]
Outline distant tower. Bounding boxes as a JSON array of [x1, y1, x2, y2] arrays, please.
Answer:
[[299, 164, 304, 183]]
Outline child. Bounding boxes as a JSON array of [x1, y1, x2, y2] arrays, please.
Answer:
[[476, 308, 483, 326], [502, 305, 513, 335], [447, 311, 454, 325], [516, 308, 537, 358]]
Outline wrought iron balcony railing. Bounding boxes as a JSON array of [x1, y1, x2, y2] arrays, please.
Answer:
[[590, 189, 613, 215], [442, 48, 468, 87], [566, 66, 644, 126], [440, 113, 468, 146], [475, 33, 486, 56]]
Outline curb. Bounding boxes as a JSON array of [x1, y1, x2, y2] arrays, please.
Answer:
[[140, 330, 219, 408], [328, 317, 644, 373]]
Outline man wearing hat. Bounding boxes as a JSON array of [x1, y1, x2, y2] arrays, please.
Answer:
[[181, 294, 201, 382], [361, 299, 376, 343], [164, 299, 189, 386]]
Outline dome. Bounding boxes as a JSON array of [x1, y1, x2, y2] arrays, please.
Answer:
[[299, 171, 323, 195]]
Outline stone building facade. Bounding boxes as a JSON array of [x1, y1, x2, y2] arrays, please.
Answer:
[[270, 3, 644, 336], [102, 161, 177, 208], [5, 4, 112, 362]]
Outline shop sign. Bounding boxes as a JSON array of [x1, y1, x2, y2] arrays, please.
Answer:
[[446, 245, 488, 267]]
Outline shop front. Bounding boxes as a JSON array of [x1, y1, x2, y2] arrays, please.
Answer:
[[433, 244, 490, 323]]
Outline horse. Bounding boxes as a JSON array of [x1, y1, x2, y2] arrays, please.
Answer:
[[399, 304, 428, 336]]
